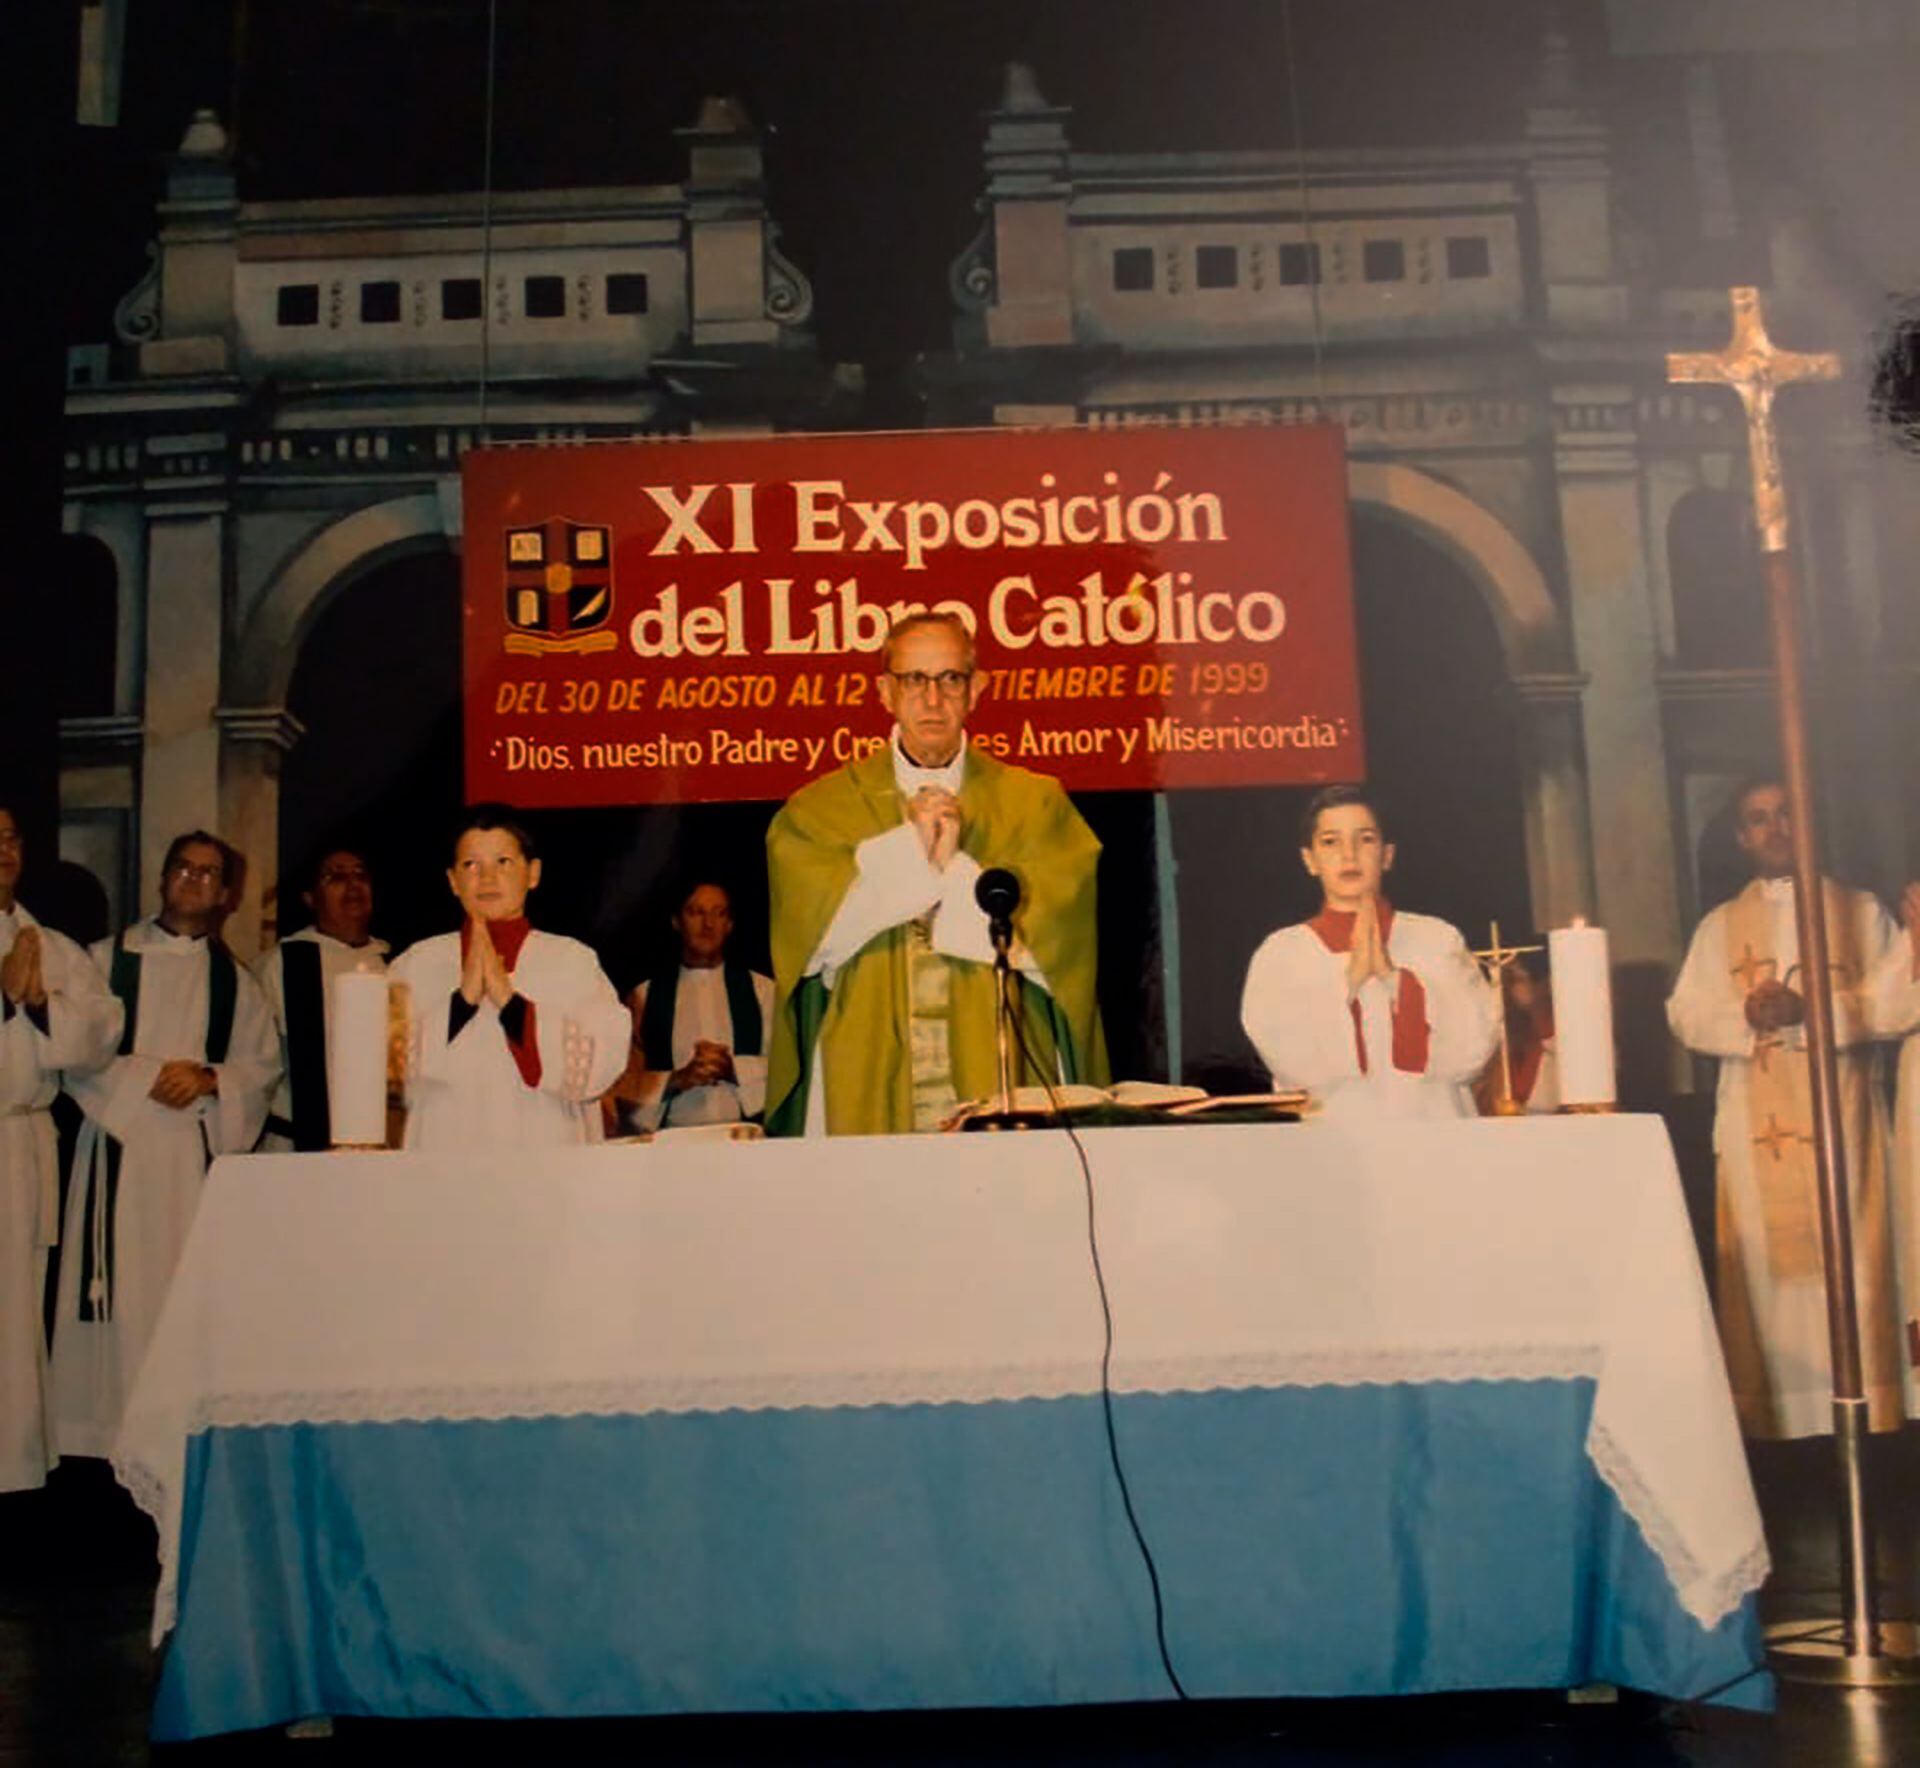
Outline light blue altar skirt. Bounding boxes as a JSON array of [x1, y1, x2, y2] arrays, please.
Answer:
[[153, 1378, 1767, 1740]]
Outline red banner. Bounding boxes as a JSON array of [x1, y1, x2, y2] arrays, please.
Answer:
[[462, 424, 1361, 806]]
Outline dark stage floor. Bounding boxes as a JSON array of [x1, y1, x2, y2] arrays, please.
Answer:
[[5, 1458, 1919, 1768]]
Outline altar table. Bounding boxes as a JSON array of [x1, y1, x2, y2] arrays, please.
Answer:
[[113, 1116, 1769, 1739]]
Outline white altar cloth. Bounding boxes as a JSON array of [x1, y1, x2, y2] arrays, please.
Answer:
[[117, 1115, 1763, 1650]]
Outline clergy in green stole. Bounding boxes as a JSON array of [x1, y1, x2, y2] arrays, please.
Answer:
[[764, 613, 1107, 1136]]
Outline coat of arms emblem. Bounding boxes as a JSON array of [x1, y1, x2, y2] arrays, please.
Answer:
[[503, 521, 620, 656]]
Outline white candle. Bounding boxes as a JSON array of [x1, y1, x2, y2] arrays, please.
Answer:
[[328, 969, 390, 1147], [1548, 919, 1616, 1107]]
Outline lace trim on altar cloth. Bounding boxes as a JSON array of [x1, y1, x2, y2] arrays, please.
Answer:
[[109, 1449, 182, 1645], [1119, 1344, 1608, 1396], [117, 1345, 1765, 1642], [166, 1342, 1613, 1435], [1587, 1422, 1769, 1630]]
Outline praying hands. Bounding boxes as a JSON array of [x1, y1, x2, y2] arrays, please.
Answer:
[[1345, 891, 1396, 997], [459, 916, 517, 1011], [0, 925, 45, 1008], [908, 786, 963, 873]]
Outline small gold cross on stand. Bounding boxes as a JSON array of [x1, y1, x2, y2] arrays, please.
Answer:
[[1472, 920, 1544, 1117]]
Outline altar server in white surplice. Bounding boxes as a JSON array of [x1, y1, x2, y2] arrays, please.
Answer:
[[0, 807, 123, 1491], [1667, 779, 1908, 1440], [51, 831, 278, 1460], [253, 844, 389, 1153], [1241, 785, 1498, 1122], [390, 806, 628, 1152]]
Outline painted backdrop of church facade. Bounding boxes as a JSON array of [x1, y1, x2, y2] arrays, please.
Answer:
[[54, 7, 1920, 1095]]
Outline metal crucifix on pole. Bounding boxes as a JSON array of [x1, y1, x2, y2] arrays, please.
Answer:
[[1668, 287, 1917, 1684]]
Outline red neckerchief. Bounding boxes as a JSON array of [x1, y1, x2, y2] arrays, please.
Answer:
[[1307, 900, 1398, 954], [461, 915, 531, 971]]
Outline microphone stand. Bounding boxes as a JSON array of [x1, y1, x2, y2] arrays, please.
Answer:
[[962, 910, 1054, 1131], [990, 912, 1016, 1119]]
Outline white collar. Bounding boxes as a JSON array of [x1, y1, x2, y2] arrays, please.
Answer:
[[141, 918, 214, 951], [1760, 875, 1796, 902], [285, 925, 390, 957], [891, 728, 967, 797]]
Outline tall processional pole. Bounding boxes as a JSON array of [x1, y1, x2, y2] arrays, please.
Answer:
[[1669, 288, 1917, 1684]]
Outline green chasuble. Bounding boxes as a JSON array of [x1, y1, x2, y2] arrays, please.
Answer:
[[765, 742, 1108, 1136]]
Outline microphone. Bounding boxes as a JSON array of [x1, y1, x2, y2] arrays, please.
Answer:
[[975, 867, 1021, 956]]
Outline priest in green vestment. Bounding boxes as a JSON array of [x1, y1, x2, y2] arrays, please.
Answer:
[[766, 612, 1107, 1136]]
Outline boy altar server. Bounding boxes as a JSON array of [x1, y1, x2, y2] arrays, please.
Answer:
[[0, 806, 123, 1489], [52, 831, 279, 1459], [390, 806, 628, 1151], [1241, 785, 1498, 1121]]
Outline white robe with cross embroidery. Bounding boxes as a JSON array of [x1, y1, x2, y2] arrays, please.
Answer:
[[1666, 878, 1907, 1437]]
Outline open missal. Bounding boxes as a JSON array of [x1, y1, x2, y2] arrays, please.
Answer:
[[946, 1081, 1308, 1128]]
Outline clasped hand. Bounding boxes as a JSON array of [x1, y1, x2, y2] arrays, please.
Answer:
[[149, 1059, 215, 1110], [1744, 979, 1806, 1033], [459, 916, 517, 1010], [0, 926, 46, 1008], [1345, 893, 1396, 998], [908, 786, 963, 872], [672, 1037, 736, 1093]]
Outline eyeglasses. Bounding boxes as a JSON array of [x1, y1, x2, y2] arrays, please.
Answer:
[[167, 861, 225, 883], [888, 669, 972, 699]]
